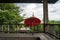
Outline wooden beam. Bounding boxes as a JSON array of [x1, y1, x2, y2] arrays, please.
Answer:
[[0, 0, 58, 3], [43, 0, 48, 24], [43, 0, 49, 33]]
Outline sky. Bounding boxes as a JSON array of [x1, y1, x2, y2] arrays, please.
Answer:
[[16, 0, 60, 21]]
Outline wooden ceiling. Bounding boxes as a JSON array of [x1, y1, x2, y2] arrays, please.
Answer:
[[0, 0, 58, 3]]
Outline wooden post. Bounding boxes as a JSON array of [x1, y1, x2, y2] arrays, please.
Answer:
[[2, 25, 3, 33], [58, 25, 60, 38], [43, 0, 48, 33], [49, 25, 55, 34], [17, 25, 19, 31], [8, 25, 9, 34]]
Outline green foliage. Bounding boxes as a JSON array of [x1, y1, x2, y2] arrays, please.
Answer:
[[29, 24, 44, 32], [0, 3, 23, 24], [48, 20, 60, 24]]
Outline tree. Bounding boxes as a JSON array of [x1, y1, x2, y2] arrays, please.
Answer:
[[0, 3, 23, 25]]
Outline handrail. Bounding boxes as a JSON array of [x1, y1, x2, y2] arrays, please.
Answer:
[[44, 24, 60, 39], [0, 24, 60, 39]]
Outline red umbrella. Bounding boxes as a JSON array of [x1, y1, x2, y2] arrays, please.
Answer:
[[24, 17, 41, 26]]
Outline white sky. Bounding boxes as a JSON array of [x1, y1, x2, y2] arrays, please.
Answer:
[[16, 0, 60, 21]]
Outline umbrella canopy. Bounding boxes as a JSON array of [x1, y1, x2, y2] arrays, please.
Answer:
[[24, 17, 41, 26]]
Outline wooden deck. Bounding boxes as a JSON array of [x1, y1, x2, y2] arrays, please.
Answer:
[[0, 33, 57, 40]]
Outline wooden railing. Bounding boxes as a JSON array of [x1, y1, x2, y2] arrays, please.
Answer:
[[0, 24, 60, 39], [44, 24, 60, 39], [0, 24, 44, 33]]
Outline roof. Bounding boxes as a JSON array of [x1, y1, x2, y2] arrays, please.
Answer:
[[48, 0, 58, 3], [0, 0, 58, 3]]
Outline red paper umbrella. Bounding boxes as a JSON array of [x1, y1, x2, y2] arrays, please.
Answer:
[[24, 17, 41, 26]]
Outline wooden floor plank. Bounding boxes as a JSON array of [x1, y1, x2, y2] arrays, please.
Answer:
[[0, 33, 56, 40]]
